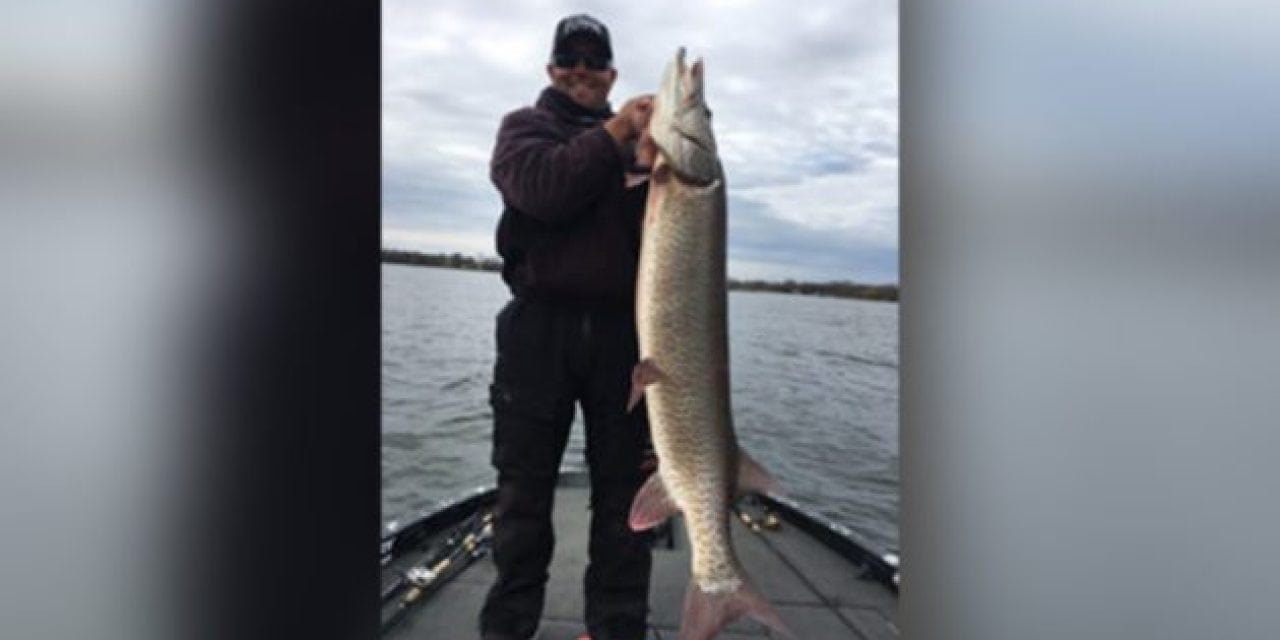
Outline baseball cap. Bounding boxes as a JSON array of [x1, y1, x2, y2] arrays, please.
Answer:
[[551, 14, 613, 61]]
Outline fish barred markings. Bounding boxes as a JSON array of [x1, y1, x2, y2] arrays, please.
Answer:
[[629, 48, 792, 640]]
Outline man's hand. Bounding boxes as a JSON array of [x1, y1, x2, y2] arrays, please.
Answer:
[[605, 94, 654, 146], [634, 129, 658, 169]]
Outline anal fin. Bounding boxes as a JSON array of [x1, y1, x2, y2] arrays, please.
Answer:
[[628, 471, 679, 531]]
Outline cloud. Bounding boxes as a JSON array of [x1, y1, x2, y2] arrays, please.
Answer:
[[741, 157, 899, 248], [383, 0, 899, 282], [727, 193, 899, 284]]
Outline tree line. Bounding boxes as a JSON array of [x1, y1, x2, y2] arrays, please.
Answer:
[[726, 278, 898, 302], [382, 249, 898, 302], [382, 249, 503, 272]]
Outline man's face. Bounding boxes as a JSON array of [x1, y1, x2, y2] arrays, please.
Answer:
[[546, 37, 617, 110]]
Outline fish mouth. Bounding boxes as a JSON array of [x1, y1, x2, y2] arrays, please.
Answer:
[[653, 48, 716, 185]]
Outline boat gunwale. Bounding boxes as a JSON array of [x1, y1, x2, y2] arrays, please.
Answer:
[[381, 470, 898, 594], [755, 493, 899, 594], [381, 485, 497, 563]]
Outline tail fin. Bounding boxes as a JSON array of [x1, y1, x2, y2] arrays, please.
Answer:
[[677, 574, 793, 640]]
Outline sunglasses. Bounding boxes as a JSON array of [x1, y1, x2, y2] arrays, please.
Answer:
[[552, 52, 611, 71]]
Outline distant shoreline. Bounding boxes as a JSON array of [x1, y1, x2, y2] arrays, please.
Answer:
[[381, 249, 898, 302]]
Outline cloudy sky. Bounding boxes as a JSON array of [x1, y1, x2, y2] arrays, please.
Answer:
[[383, 0, 898, 283]]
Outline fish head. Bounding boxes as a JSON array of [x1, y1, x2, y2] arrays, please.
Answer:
[[650, 47, 719, 184]]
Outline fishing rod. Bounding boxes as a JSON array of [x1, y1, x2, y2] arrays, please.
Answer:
[[378, 506, 488, 601], [380, 511, 494, 634], [380, 510, 485, 604]]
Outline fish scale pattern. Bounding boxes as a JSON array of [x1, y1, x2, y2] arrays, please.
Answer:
[[637, 152, 739, 589]]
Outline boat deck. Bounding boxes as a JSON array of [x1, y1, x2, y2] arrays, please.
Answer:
[[383, 474, 897, 639]]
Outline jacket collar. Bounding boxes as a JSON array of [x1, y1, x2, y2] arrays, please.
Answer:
[[538, 87, 613, 126]]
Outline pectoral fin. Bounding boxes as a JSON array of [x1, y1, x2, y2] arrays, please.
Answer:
[[626, 359, 666, 413]]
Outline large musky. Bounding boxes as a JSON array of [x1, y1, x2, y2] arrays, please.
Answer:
[[383, 1, 898, 283]]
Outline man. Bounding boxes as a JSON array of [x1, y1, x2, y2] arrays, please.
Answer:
[[479, 14, 656, 640]]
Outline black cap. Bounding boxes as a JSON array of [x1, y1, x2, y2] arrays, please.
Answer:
[[551, 14, 612, 61]]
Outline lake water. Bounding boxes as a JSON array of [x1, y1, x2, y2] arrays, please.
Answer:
[[382, 263, 900, 554]]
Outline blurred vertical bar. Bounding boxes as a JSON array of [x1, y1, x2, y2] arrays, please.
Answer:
[[195, 1, 381, 639], [902, 1, 1280, 639], [0, 1, 379, 639]]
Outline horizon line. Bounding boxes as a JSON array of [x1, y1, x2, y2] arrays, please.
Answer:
[[381, 247, 900, 287]]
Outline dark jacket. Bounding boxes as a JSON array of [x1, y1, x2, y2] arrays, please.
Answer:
[[491, 87, 648, 310]]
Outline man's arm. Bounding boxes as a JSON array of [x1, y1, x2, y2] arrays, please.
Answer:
[[490, 96, 652, 226], [490, 110, 626, 226]]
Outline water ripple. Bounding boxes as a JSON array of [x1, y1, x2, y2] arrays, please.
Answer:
[[382, 265, 900, 553]]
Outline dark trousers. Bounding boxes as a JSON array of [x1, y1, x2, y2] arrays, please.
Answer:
[[479, 298, 652, 640]]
